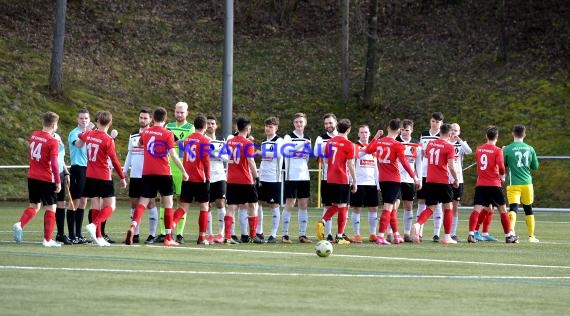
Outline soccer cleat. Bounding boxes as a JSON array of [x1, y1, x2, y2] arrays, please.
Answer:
[[256, 233, 265, 241], [240, 234, 250, 243], [386, 234, 393, 243], [250, 236, 266, 244], [473, 231, 484, 241], [282, 235, 292, 244], [175, 234, 185, 244], [505, 235, 519, 244], [125, 226, 135, 245], [163, 239, 180, 246], [403, 234, 413, 243], [441, 236, 458, 244], [77, 236, 89, 244], [42, 239, 62, 248], [368, 234, 378, 242], [375, 236, 391, 245], [352, 235, 363, 243], [336, 235, 351, 245], [96, 237, 111, 247], [231, 235, 241, 243], [481, 234, 498, 242], [528, 236, 540, 243], [213, 234, 224, 244], [144, 235, 155, 244], [197, 238, 210, 245], [432, 235, 440, 243], [411, 223, 421, 243], [224, 237, 239, 244], [316, 220, 325, 241], [299, 235, 312, 243], [155, 234, 166, 242], [85, 223, 97, 243], [207, 235, 215, 243], [467, 235, 477, 243], [451, 235, 460, 242], [267, 236, 277, 243], [13, 223, 23, 243], [326, 234, 336, 243], [103, 235, 115, 244], [55, 234, 73, 245], [392, 235, 404, 244], [133, 234, 140, 244]]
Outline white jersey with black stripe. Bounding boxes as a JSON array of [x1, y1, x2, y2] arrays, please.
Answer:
[[283, 131, 311, 181], [207, 135, 228, 183], [123, 130, 144, 178], [259, 135, 284, 183]]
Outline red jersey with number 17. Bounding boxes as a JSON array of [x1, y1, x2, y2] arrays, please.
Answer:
[[183, 132, 211, 182], [325, 136, 355, 184], [227, 135, 256, 184], [28, 130, 60, 183], [425, 139, 456, 184], [365, 136, 416, 182], [78, 130, 125, 180], [476, 143, 505, 187], [140, 125, 176, 176]]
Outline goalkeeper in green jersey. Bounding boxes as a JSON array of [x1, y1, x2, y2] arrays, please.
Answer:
[[503, 125, 540, 243], [155, 102, 194, 244]]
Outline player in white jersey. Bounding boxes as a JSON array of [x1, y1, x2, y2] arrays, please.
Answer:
[[256, 117, 285, 243], [123, 108, 159, 244], [417, 112, 444, 242], [448, 123, 472, 241], [348, 125, 379, 243], [205, 115, 228, 244], [282, 113, 313, 243], [313, 113, 340, 243]]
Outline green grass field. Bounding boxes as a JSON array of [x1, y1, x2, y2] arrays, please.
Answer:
[[1, 203, 569, 316]]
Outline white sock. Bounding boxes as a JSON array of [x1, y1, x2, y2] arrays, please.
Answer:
[[433, 204, 443, 237], [386, 226, 393, 236], [351, 212, 361, 236], [368, 211, 378, 235], [238, 208, 248, 236], [403, 209, 413, 234], [451, 213, 459, 236], [298, 209, 308, 236], [270, 206, 280, 237], [256, 205, 264, 234], [230, 213, 236, 236], [148, 207, 158, 237], [217, 207, 226, 235], [417, 202, 426, 237], [282, 208, 291, 236], [207, 211, 213, 236], [325, 219, 333, 236]]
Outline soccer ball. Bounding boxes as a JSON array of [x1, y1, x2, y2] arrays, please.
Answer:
[[315, 240, 333, 257]]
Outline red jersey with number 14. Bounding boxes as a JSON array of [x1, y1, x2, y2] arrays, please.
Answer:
[[227, 135, 256, 184], [183, 132, 211, 182], [28, 130, 60, 183], [425, 139, 455, 184], [365, 137, 416, 182], [325, 136, 355, 184], [476, 143, 505, 187], [79, 130, 125, 180], [140, 125, 176, 176]]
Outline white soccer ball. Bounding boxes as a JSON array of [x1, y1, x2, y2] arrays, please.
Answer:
[[315, 240, 333, 257]]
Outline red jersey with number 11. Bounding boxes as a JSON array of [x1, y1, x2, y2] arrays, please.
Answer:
[[140, 125, 176, 176], [425, 139, 455, 184]]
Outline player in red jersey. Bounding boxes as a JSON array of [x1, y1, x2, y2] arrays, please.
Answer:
[[76, 111, 127, 246], [170, 115, 212, 245], [126, 107, 189, 246], [13, 112, 62, 247], [412, 123, 459, 244], [316, 119, 357, 244], [467, 126, 519, 243], [224, 117, 263, 244], [365, 119, 421, 245]]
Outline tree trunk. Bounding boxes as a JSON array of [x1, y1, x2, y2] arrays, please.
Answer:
[[49, 0, 67, 95], [341, 0, 350, 101], [497, 0, 508, 62], [362, 0, 379, 106]]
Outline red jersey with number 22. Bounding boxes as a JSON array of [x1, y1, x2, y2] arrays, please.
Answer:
[[476, 143, 505, 187], [365, 137, 415, 182], [79, 130, 125, 180], [227, 135, 255, 184], [325, 136, 355, 184], [140, 125, 176, 176], [425, 139, 455, 184], [28, 131, 60, 182]]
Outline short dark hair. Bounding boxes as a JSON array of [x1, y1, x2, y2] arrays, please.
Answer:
[[402, 119, 414, 129], [77, 109, 89, 117], [337, 118, 351, 133], [513, 124, 526, 138], [388, 118, 401, 131], [153, 107, 167, 122], [140, 107, 151, 115], [265, 116, 279, 126], [486, 126, 499, 140], [43, 112, 59, 127], [432, 112, 444, 121], [236, 117, 251, 132], [96, 111, 112, 126], [323, 113, 337, 121], [440, 123, 451, 135], [206, 115, 216, 121], [194, 115, 207, 129]]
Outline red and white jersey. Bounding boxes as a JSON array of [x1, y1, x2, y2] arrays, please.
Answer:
[[354, 141, 378, 186], [28, 130, 60, 183], [227, 135, 255, 184], [448, 140, 472, 184], [183, 132, 211, 183], [140, 125, 176, 176], [325, 136, 355, 185], [79, 130, 125, 180], [425, 139, 455, 184], [476, 143, 505, 187], [365, 137, 415, 183], [396, 135, 422, 184]]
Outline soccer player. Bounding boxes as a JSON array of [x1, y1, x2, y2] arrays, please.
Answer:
[[67, 109, 90, 244], [126, 107, 189, 246], [281, 113, 312, 244], [205, 115, 228, 244], [467, 126, 519, 243], [503, 124, 540, 242], [365, 119, 421, 245], [122, 108, 159, 244], [314, 113, 338, 242], [412, 123, 459, 244], [156, 101, 195, 244], [316, 118, 357, 244], [13, 112, 62, 247], [53, 132, 72, 245], [448, 123, 472, 241], [224, 117, 263, 244], [256, 117, 284, 243], [349, 125, 379, 243], [77, 111, 127, 246]]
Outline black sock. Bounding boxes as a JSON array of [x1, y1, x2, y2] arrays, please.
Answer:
[[67, 209, 76, 239], [55, 208, 65, 236], [88, 209, 93, 224], [101, 220, 107, 236], [75, 208, 84, 237]]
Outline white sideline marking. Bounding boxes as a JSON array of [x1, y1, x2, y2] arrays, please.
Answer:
[[1, 265, 569, 280]]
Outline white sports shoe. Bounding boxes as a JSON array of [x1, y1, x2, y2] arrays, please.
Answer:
[[441, 236, 458, 244], [43, 239, 62, 247], [13, 223, 23, 243], [411, 223, 421, 243], [86, 223, 97, 244], [96, 237, 111, 247], [528, 236, 540, 243]]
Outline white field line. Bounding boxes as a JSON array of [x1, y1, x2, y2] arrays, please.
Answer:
[[1, 265, 569, 280]]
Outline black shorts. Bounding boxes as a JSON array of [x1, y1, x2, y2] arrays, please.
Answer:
[[284, 180, 310, 199], [56, 172, 67, 202], [128, 178, 143, 199], [28, 178, 57, 205], [416, 177, 428, 200], [141, 175, 174, 198], [424, 182, 454, 206], [320, 180, 333, 206], [69, 165, 87, 200], [227, 183, 258, 204], [327, 183, 351, 204], [180, 181, 210, 203], [258, 181, 282, 204], [473, 186, 506, 207], [400, 182, 416, 201], [82, 178, 115, 198], [379, 181, 401, 204], [453, 183, 464, 201], [350, 185, 379, 207], [209, 180, 227, 202]]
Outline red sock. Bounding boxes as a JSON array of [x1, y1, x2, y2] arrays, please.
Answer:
[[96, 205, 113, 224], [337, 206, 348, 235], [173, 207, 186, 225], [164, 208, 173, 230], [483, 210, 494, 233], [322, 205, 338, 222], [43, 211, 55, 241], [390, 210, 399, 234], [91, 209, 101, 237], [417, 207, 433, 225], [132, 204, 146, 225], [469, 210, 479, 232], [443, 208, 453, 234], [224, 215, 233, 239], [199, 211, 209, 234], [500, 212, 511, 234], [476, 209, 487, 231], [379, 210, 391, 234], [19, 207, 37, 228], [248, 216, 258, 238]]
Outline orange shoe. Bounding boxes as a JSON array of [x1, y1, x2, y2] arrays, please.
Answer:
[[368, 234, 377, 242], [163, 239, 180, 246], [352, 235, 363, 243]]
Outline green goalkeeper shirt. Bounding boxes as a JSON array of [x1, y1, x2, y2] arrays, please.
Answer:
[[165, 121, 195, 175], [503, 141, 539, 185]]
